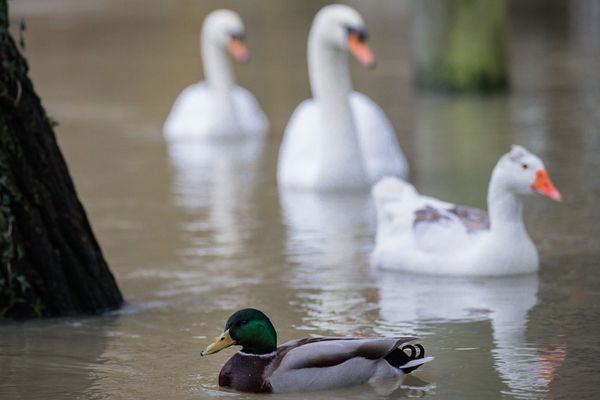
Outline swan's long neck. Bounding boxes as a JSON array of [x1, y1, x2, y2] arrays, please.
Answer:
[[308, 33, 354, 134], [487, 173, 525, 233], [202, 35, 235, 94], [307, 27, 367, 188], [201, 31, 241, 135]]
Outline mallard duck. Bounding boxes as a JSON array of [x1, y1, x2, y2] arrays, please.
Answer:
[[371, 145, 561, 275], [277, 4, 408, 191], [200, 308, 432, 393]]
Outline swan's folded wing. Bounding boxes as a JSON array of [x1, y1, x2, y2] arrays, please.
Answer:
[[232, 85, 269, 136], [164, 83, 213, 140], [351, 92, 408, 180], [277, 99, 321, 187]]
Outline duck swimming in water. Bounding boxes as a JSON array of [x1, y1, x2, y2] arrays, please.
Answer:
[[201, 308, 432, 393]]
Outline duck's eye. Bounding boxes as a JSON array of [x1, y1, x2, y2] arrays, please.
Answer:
[[240, 320, 248, 325], [521, 163, 529, 170]]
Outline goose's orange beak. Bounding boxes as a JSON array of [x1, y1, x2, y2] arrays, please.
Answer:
[[348, 33, 375, 68], [531, 169, 561, 201], [228, 37, 249, 62]]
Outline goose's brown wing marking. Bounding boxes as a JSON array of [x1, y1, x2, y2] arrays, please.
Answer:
[[413, 205, 489, 233], [449, 206, 490, 233], [413, 206, 450, 226]]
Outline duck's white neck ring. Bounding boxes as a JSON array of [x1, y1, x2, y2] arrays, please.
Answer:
[[238, 351, 276, 358]]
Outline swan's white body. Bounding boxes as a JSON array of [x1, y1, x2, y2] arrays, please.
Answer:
[[277, 5, 407, 191], [165, 83, 267, 141], [371, 146, 560, 276], [164, 10, 268, 141]]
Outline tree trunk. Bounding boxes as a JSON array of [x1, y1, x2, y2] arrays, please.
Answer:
[[413, 0, 509, 92], [0, 1, 123, 319]]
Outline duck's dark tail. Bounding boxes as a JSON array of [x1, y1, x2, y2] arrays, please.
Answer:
[[385, 344, 433, 374]]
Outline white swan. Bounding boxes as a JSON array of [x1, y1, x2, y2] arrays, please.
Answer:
[[371, 145, 561, 276], [164, 9, 268, 141], [277, 4, 408, 191]]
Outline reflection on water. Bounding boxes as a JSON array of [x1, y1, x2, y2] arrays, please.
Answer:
[[168, 140, 264, 258], [2, 0, 599, 399], [0, 320, 113, 399], [375, 272, 564, 397], [280, 190, 379, 334], [279, 192, 562, 398], [281, 190, 373, 267]]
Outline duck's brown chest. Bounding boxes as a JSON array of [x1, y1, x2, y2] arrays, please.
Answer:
[[219, 353, 274, 393]]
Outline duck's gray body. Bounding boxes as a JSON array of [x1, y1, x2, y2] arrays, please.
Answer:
[[218, 337, 431, 393]]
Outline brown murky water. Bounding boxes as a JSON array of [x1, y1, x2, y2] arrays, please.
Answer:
[[2, 0, 600, 399]]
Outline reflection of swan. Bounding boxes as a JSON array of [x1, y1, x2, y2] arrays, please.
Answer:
[[280, 190, 377, 332], [168, 140, 263, 256], [375, 272, 563, 396], [371, 146, 561, 275], [164, 10, 268, 141], [277, 4, 407, 191], [281, 190, 372, 266]]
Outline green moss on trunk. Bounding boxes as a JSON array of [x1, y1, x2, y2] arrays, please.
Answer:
[[0, 0, 123, 319]]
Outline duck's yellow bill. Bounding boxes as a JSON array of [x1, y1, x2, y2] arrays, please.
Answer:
[[201, 329, 236, 356]]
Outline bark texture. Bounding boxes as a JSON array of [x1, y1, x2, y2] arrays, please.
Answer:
[[0, 1, 123, 318], [413, 0, 509, 92]]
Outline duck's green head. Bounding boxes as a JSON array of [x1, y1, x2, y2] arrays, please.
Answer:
[[201, 308, 277, 356]]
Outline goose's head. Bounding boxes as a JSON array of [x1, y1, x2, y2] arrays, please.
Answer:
[[495, 145, 561, 201], [202, 9, 249, 62], [311, 4, 375, 68]]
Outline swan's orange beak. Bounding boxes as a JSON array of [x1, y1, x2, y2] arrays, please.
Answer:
[[228, 37, 249, 62], [531, 169, 561, 201], [348, 33, 376, 68]]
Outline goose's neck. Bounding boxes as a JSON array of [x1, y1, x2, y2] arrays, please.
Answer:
[[308, 34, 354, 133], [202, 36, 235, 94], [487, 177, 525, 233]]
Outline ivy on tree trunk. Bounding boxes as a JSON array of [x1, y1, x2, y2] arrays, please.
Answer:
[[0, 0, 123, 318]]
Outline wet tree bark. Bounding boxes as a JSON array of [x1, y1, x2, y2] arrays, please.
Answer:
[[0, 1, 123, 318], [413, 0, 509, 92]]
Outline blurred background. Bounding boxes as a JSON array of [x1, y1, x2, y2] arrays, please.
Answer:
[[1, 0, 599, 399]]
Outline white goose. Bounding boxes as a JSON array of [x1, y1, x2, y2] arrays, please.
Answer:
[[277, 4, 408, 191], [371, 146, 561, 276], [164, 10, 268, 141]]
